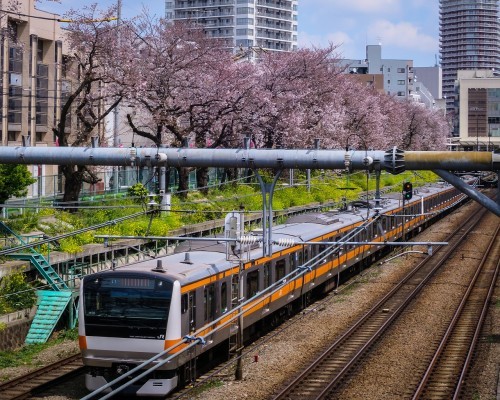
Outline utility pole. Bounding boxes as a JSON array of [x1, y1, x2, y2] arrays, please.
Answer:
[[112, 0, 122, 193]]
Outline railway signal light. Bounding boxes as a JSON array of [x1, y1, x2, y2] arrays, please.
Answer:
[[403, 182, 413, 200]]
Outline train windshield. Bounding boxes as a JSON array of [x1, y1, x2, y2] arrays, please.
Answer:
[[83, 274, 173, 340]]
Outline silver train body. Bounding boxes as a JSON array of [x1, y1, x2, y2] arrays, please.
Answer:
[[78, 181, 470, 396]]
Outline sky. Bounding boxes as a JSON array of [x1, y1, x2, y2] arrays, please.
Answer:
[[36, 0, 440, 67]]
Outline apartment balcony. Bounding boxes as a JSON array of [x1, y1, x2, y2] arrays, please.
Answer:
[[256, 9, 292, 21], [256, 0, 293, 11], [174, 0, 235, 8], [256, 19, 292, 30], [256, 30, 292, 41], [256, 38, 292, 51], [175, 9, 235, 19]]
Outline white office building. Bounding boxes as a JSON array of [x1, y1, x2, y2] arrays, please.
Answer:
[[165, 0, 298, 55], [340, 45, 419, 102]]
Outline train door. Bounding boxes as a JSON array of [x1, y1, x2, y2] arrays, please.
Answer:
[[289, 252, 297, 272], [246, 270, 259, 300], [220, 281, 228, 314], [263, 262, 272, 290], [275, 259, 286, 283], [187, 291, 196, 333]]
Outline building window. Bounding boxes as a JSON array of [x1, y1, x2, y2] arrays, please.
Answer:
[[397, 80, 405, 85], [397, 67, 405, 73], [236, 7, 254, 14], [8, 131, 18, 141], [236, 28, 253, 35], [236, 18, 254, 25]]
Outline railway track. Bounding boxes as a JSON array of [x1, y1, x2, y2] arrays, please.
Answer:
[[0, 353, 84, 400], [272, 201, 491, 400], [411, 219, 499, 400]]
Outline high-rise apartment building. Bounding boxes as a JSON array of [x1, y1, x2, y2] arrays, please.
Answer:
[[165, 0, 298, 55], [439, 0, 500, 114]]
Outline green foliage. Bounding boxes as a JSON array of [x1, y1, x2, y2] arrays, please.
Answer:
[[0, 171, 442, 257], [58, 237, 84, 254], [2, 212, 40, 234], [57, 327, 79, 341], [0, 165, 37, 211], [127, 183, 150, 205], [0, 272, 37, 313]]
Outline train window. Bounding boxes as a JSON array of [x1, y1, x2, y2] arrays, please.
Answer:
[[204, 284, 216, 321], [298, 250, 303, 267], [220, 282, 227, 313], [246, 270, 259, 298], [275, 259, 286, 282], [319, 244, 327, 263], [304, 247, 309, 262], [289, 252, 297, 270], [263, 262, 272, 288], [181, 293, 188, 314]]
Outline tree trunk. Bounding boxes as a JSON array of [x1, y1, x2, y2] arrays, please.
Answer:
[[225, 168, 239, 186], [196, 167, 209, 195], [61, 165, 83, 212], [177, 167, 190, 199]]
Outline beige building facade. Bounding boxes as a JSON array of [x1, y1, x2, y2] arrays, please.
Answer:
[[1, 0, 69, 196], [454, 70, 500, 151]]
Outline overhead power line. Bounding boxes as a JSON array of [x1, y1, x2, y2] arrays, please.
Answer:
[[0, 9, 117, 23]]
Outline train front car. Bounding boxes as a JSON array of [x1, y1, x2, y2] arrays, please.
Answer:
[[78, 269, 182, 397]]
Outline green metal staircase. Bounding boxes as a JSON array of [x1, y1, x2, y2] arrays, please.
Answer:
[[0, 221, 76, 343], [0, 222, 68, 291], [25, 290, 73, 344]]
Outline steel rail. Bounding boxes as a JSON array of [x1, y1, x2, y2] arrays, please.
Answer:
[[412, 222, 500, 399], [272, 201, 488, 400], [0, 353, 83, 400]]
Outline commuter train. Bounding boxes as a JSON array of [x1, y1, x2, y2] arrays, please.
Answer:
[[78, 180, 472, 397]]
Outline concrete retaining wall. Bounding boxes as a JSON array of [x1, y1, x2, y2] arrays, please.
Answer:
[[0, 308, 35, 351]]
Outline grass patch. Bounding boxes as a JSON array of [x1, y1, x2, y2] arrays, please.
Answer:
[[188, 379, 224, 396], [0, 328, 78, 369]]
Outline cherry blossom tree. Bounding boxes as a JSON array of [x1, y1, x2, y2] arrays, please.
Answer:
[[53, 4, 135, 206], [249, 44, 344, 149], [124, 18, 260, 193]]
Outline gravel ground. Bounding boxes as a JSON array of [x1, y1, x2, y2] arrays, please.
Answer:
[[335, 211, 499, 399], [3, 200, 498, 400]]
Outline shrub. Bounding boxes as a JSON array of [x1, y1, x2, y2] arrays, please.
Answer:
[[0, 271, 37, 313]]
